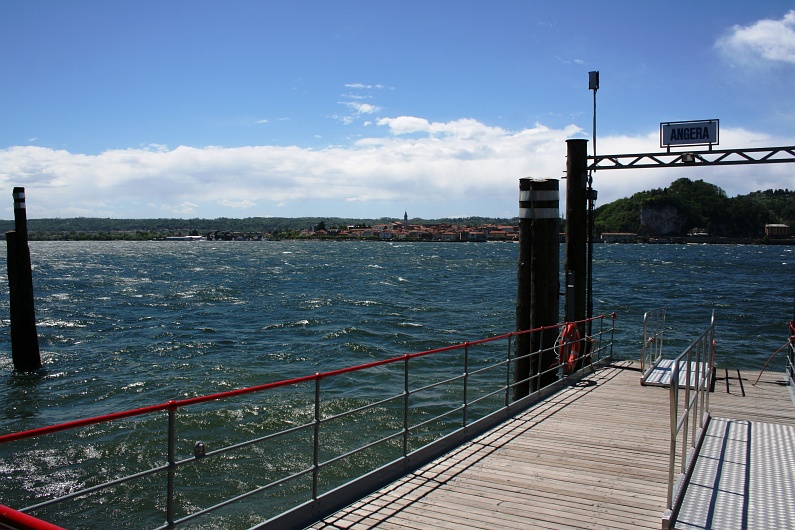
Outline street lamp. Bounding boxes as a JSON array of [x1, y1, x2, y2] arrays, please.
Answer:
[[589, 71, 599, 157], [586, 71, 599, 345]]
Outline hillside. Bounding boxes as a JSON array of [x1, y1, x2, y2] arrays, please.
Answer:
[[593, 178, 794, 238]]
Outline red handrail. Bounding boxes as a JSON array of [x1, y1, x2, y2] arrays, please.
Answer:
[[0, 503, 64, 530], [0, 316, 611, 445]]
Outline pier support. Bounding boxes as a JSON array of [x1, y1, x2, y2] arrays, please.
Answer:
[[515, 178, 559, 399], [565, 140, 588, 369], [6, 187, 41, 371]]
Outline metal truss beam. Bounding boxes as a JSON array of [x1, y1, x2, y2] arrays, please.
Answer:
[[587, 145, 795, 171]]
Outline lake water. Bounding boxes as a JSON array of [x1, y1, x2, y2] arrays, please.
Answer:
[[0, 240, 792, 527]]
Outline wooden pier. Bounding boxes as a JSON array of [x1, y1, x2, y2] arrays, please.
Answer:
[[311, 361, 795, 529]]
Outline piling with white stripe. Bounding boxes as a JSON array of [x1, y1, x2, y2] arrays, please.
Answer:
[[6, 187, 41, 371], [514, 178, 559, 399]]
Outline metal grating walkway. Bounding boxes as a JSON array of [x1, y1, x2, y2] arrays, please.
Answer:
[[673, 418, 795, 530], [642, 359, 711, 387]]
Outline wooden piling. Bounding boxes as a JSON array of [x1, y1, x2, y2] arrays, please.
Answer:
[[565, 140, 588, 370], [7, 187, 41, 371], [515, 178, 559, 399]]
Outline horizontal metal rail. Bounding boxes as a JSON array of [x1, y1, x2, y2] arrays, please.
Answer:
[[1, 314, 616, 530], [640, 307, 666, 382], [662, 314, 715, 528]]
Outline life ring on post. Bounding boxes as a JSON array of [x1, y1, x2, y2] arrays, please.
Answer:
[[558, 323, 581, 374]]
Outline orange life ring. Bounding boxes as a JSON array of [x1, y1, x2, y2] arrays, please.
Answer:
[[558, 323, 581, 374]]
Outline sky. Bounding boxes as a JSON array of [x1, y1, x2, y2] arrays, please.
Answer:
[[1, 1, 794, 220]]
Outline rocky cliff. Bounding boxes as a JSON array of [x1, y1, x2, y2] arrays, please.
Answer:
[[639, 203, 687, 235]]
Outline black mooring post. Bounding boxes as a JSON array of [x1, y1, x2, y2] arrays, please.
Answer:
[[515, 178, 560, 400], [7, 187, 41, 371], [565, 140, 588, 328]]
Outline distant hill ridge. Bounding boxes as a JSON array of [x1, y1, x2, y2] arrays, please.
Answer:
[[1, 179, 791, 240], [594, 178, 794, 238], [0, 216, 514, 241]]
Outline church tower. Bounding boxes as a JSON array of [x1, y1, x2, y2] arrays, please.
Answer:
[[403, 211, 408, 229]]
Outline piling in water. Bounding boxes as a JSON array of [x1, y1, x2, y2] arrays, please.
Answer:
[[515, 178, 559, 399], [6, 187, 41, 371], [565, 139, 588, 370]]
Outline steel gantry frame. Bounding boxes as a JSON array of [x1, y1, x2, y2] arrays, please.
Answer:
[[587, 145, 795, 171], [579, 143, 795, 362]]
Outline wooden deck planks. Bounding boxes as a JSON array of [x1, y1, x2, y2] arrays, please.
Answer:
[[311, 362, 794, 530], [710, 368, 795, 425], [312, 361, 671, 529]]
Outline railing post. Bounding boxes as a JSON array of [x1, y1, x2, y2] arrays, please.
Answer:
[[505, 334, 513, 407], [462, 343, 469, 428], [691, 339, 701, 449], [609, 313, 616, 358], [667, 364, 679, 508], [681, 354, 691, 474], [166, 403, 176, 527], [403, 355, 410, 457], [312, 376, 321, 500]]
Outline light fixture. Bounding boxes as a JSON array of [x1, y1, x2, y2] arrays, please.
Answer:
[[588, 71, 599, 91]]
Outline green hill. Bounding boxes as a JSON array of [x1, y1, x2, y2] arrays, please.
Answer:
[[593, 178, 794, 238]]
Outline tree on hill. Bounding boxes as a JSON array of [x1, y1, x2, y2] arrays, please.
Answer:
[[594, 178, 794, 237]]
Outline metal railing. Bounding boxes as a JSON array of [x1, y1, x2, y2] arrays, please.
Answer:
[[788, 322, 794, 389], [786, 322, 795, 380], [1, 314, 616, 530], [662, 313, 715, 528], [640, 307, 666, 382]]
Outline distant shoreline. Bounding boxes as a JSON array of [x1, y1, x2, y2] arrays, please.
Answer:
[[6, 234, 794, 245]]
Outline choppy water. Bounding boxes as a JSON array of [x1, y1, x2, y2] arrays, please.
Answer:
[[0, 240, 792, 527]]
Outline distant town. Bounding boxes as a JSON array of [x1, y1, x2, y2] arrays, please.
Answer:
[[171, 213, 519, 242], [254, 212, 518, 242], [3, 210, 790, 243], [2, 178, 792, 244], [185, 213, 791, 244]]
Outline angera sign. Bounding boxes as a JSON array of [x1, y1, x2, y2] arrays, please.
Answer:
[[660, 119, 718, 148]]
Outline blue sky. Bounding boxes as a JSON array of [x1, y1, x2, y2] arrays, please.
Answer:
[[1, 1, 794, 219]]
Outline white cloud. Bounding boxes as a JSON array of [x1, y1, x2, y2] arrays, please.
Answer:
[[377, 116, 430, 135], [716, 10, 795, 65], [161, 202, 198, 215], [335, 83, 388, 125], [554, 55, 585, 65], [0, 118, 792, 219], [143, 143, 169, 152], [219, 199, 256, 209], [341, 102, 381, 115], [345, 83, 385, 90]]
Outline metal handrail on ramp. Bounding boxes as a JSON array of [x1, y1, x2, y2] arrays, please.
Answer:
[[662, 314, 715, 529], [641, 308, 666, 383]]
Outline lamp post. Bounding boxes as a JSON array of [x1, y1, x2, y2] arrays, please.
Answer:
[[589, 71, 598, 158], [586, 72, 599, 348]]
